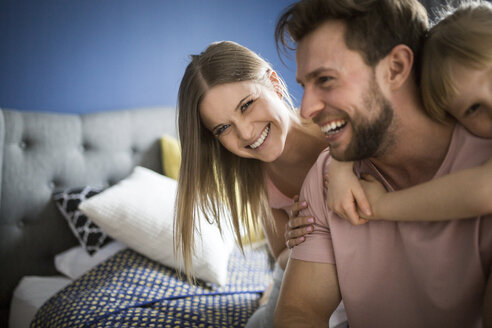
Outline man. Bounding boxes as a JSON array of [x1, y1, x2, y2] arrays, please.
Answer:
[[273, 0, 492, 327]]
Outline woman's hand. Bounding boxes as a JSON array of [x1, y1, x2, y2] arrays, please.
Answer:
[[324, 160, 371, 226], [284, 195, 315, 249]]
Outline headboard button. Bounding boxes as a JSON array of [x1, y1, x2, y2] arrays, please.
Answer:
[[19, 141, 27, 149], [17, 220, 25, 228]]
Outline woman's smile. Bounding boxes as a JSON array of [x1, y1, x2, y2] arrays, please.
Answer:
[[248, 123, 270, 149]]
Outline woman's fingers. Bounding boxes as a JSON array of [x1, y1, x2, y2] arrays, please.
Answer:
[[288, 215, 314, 228], [286, 224, 313, 239], [286, 236, 306, 249], [284, 196, 315, 248], [289, 199, 308, 218]]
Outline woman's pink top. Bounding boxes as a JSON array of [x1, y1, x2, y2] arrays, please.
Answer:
[[265, 174, 295, 211]]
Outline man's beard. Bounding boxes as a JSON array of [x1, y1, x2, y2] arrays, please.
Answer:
[[332, 78, 394, 162]]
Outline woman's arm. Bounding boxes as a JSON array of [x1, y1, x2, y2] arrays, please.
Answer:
[[263, 205, 314, 270], [262, 208, 289, 269], [361, 157, 492, 221]]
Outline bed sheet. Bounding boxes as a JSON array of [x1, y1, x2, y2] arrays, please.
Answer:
[[9, 276, 72, 328], [31, 246, 272, 328]]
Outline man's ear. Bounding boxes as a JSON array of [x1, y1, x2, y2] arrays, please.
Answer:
[[268, 70, 283, 98], [384, 44, 414, 90]]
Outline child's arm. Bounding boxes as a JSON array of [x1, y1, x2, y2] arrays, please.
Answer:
[[324, 159, 372, 225], [360, 157, 492, 221]]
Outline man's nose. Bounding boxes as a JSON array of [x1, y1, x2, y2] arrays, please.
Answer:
[[300, 87, 324, 120]]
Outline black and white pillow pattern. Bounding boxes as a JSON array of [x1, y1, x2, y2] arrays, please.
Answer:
[[53, 186, 112, 255]]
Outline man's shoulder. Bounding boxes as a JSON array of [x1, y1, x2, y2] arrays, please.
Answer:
[[303, 147, 332, 187], [298, 147, 331, 210], [444, 124, 492, 173]]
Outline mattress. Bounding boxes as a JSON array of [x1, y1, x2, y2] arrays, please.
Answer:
[[9, 276, 72, 328]]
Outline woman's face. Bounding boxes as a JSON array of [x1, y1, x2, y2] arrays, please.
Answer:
[[199, 77, 291, 162]]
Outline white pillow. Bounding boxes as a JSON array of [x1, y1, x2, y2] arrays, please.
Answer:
[[79, 166, 235, 285], [54, 241, 127, 280]]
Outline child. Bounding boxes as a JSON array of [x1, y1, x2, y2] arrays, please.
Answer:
[[322, 1, 492, 225]]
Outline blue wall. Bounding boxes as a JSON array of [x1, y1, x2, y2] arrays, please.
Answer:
[[0, 0, 301, 113]]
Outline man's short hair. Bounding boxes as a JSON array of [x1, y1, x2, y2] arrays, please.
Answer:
[[275, 0, 429, 69]]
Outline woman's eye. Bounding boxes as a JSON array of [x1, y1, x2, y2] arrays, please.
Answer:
[[240, 99, 254, 112], [214, 124, 230, 136], [465, 103, 480, 116]]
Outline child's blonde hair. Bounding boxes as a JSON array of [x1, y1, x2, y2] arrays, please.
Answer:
[[421, 1, 492, 121]]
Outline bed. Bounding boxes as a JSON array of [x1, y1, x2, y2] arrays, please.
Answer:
[[0, 107, 272, 328]]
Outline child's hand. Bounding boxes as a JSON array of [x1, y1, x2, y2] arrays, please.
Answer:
[[324, 174, 370, 225], [358, 174, 387, 219], [284, 195, 315, 249], [324, 160, 372, 225]]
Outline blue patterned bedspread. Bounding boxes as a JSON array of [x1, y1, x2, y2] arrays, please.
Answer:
[[31, 247, 272, 328]]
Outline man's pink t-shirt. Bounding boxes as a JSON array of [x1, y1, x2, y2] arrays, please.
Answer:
[[291, 124, 492, 328]]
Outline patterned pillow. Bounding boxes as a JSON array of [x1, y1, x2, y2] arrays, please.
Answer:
[[53, 186, 112, 255]]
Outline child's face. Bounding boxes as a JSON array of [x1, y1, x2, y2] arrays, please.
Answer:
[[447, 61, 492, 138]]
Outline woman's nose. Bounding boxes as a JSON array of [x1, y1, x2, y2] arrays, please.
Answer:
[[236, 120, 255, 142]]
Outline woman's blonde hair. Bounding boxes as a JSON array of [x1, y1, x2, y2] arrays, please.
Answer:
[[174, 41, 294, 281], [420, 1, 492, 121]]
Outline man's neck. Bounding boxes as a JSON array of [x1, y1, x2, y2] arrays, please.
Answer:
[[369, 110, 455, 190]]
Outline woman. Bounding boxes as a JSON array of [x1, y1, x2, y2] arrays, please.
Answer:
[[174, 41, 340, 327]]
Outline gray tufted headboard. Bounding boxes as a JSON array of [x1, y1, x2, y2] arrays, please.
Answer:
[[0, 107, 177, 324]]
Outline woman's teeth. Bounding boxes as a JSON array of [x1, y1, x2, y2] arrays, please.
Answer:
[[321, 120, 347, 135], [249, 125, 270, 149]]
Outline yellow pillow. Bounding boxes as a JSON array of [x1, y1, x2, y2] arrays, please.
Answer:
[[160, 135, 181, 180]]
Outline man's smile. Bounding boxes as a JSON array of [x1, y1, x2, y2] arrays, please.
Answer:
[[320, 119, 347, 135]]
